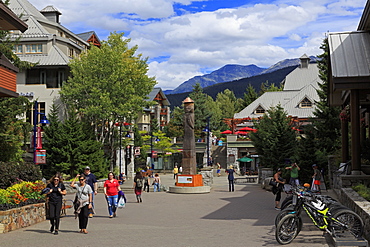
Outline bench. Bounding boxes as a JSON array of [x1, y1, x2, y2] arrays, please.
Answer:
[[60, 199, 73, 217], [234, 176, 258, 184]]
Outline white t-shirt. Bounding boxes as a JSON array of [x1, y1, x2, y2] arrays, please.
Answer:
[[74, 183, 92, 207]]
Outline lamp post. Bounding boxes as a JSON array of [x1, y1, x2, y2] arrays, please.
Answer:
[[115, 122, 131, 176], [33, 101, 50, 165], [203, 117, 211, 166]]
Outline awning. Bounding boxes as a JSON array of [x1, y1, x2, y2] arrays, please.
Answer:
[[237, 157, 253, 162]]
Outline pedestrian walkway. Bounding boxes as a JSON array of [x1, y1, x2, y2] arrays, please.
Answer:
[[1, 174, 336, 247]]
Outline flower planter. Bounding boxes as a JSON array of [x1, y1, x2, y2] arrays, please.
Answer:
[[0, 203, 45, 233]]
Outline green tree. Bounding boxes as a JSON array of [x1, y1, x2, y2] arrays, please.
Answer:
[[312, 38, 341, 158], [0, 97, 31, 162], [189, 83, 213, 137], [44, 107, 107, 178], [205, 95, 222, 131], [164, 106, 184, 138], [216, 89, 237, 119], [243, 84, 258, 107], [250, 105, 297, 170], [60, 32, 156, 168], [152, 131, 178, 171]]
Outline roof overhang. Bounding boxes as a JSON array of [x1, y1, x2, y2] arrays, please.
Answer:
[[328, 31, 370, 106], [358, 0, 370, 31], [0, 2, 27, 32]]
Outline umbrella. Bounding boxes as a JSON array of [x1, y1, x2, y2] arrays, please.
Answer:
[[235, 131, 248, 135], [221, 130, 232, 134], [237, 157, 253, 162], [239, 126, 257, 132]]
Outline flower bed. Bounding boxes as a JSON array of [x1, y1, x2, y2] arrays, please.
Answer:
[[0, 181, 46, 233]]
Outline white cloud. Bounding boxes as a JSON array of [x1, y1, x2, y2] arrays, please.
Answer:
[[28, 0, 367, 90]]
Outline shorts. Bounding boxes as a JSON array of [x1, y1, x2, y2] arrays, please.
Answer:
[[314, 180, 321, 185]]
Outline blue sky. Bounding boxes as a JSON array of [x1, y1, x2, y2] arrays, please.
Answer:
[[29, 0, 367, 90]]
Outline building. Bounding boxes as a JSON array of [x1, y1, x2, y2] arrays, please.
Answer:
[[136, 87, 171, 132], [8, 0, 93, 122], [229, 55, 322, 172], [328, 0, 370, 176], [0, 1, 27, 97]]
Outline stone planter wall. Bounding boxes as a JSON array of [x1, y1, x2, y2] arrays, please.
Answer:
[[0, 202, 46, 233], [335, 188, 370, 241]]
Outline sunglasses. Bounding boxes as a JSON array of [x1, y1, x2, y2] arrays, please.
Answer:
[[79, 179, 85, 181], [54, 179, 59, 181]]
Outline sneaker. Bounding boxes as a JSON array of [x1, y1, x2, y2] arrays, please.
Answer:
[[88, 213, 93, 218], [275, 207, 281, 210], [54, 231, 58, 235]]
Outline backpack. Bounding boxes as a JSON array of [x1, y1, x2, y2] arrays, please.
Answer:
[[136, 178, 143, 188]]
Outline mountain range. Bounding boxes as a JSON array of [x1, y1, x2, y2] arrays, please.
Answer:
[[164, 56, 318, 95]]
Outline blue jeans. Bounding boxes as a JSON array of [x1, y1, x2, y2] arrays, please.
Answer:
[[106, 195, 118, 216], [153, 182, 160, 192]]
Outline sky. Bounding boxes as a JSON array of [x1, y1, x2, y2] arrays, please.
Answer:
[[29, 0, 367, 91]]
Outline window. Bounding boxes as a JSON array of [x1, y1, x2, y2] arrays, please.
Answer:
[[68, 48, 74, 57], [300, 98, 312, 108], [13, 45, 23, 54], [255, 106, 265, 114], [25, 44, 42, 53]]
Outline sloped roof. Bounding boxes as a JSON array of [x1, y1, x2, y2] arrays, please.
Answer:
[[40, 5, 61, 14], [77, 31, 100, 42], [0, 1, 27, 32], [328, 31, 370, 80], [283, 62, 320, 90], [9, 0, 47, 21], [17, 45, 70, 65], [235, 63, 321, 119], [146, 88, 171, 106]]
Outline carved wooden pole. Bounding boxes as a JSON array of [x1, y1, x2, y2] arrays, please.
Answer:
[[182, 97, 197, 175]]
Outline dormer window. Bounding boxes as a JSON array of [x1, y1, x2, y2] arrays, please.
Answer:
[[255, 105, 265, 114], [300, 97, 312, 108]]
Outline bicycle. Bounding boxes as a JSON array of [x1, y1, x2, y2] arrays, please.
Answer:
[[275, 186, 364, 245]]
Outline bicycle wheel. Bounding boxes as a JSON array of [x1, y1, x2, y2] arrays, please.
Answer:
[[275, 214, 300, 245], [281, 195, 293, 210], [275, 207, 294, 226], [332, 209, 364, 238]]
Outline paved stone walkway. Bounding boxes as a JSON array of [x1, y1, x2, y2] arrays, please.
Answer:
[[1, 174, 336, 247]]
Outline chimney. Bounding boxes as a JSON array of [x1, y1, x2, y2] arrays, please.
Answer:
[[40, 6, 62, 23], [299, 54, 310, 69]]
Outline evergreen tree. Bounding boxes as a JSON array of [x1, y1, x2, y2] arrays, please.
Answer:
[[243, 84, 258, 108], [250, 105, 297, 170], [312, 38, 341, 160], [189, 83, 213, 137], [44, 107, 107, 178], [0, 97, 31, 162], [164, 106, 184, 138]]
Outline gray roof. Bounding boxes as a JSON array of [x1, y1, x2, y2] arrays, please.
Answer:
[[234, 63, 321, 119], [328, 31, 370, 79], [40, 5, 61, 14], [9, 0, 47, 21], [17, 45, 69, 65], [77, 31, 101, 43], [283, 62, 320, 90], [146, 88, 170, 106]]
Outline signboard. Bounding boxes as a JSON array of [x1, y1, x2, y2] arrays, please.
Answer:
[[134, 147, 140, 156], [177, 176, 193, 183], [35, 150, 46, 164]]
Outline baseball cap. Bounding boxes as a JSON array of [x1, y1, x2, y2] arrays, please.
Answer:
[[84, 166, 90, 170], [312, 164, 317, 167]]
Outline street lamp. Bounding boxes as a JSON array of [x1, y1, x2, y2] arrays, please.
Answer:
[[33, 101, 50, 165], [203, 117, 211, 166], [150, 132, 160, 170], [115, 122, 131, 176]]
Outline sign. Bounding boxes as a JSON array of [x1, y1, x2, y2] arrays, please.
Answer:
[[177, 176, 193, 183], [35, 150, 46, 164], [152, 151, 158, 158], [165, 152, 172, 155], [134, 147, 140, 156]]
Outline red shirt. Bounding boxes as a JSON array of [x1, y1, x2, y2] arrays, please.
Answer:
[[104, 179, 120, 196]]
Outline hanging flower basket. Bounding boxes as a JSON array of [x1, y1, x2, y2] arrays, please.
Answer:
[[339, 105, 350, 121]]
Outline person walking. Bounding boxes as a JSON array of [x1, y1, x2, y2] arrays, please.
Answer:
[[272, 168, 285, 210], [226, 165, 235, 192], [216, 163, 221, 177], [312, 164, 322, 192], [104, 172, 121, 218], [173, 165, 178, 179], [153, 173, 161, 192], [133, 172, 144, 202], [143, 172, 150, 192], [285, 162, 300, 186], [46, 173, 66, 235], [71, 174, 93, 234], [83, 166, 97, 218]]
